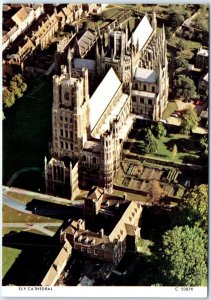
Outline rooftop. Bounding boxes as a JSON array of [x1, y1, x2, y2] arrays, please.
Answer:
[[73, 58, 96, 72], [89, 68, 121, 132], [128, 15, 153, 52], [135, 67, 157, 83], [197, 48, 209, 57]]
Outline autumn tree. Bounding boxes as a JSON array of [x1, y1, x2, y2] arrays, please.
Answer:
[[9, 74, 27, 98], [3, 88, 15, 108], [148, 180, 165, 203], [144, 129, 158, 154], [172, 144, 178, 158], [161, 225, 207, 286], [181, 108, 199, 135]]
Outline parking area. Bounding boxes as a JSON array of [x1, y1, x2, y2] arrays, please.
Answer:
[[165, 99, 208, 133]]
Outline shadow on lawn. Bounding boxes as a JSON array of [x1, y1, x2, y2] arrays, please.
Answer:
[[164, 138, 200, 155], [2, 231, 61, 286], [26, 199, 84, 220]]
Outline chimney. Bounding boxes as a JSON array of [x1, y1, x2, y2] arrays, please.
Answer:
[[100, 228, 104, 238], [123, 193, 127, 201]]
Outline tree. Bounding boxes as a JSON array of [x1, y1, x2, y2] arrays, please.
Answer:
[[200, 136, 208, 157], [172, 144, 178, 158], [3, 88, 15, 108], [154, 122, 167, 139], [144, 129, 158, 153], [174, 75, 197, 99], [168, 12, 184, 29], [181, 108, 199, 135], [148, 180, 165, 203], [182, 184, 208, 230], [162, 225, 207, 286], [176, 39, 186, 51], [194, 16, 208, 32], [175, 57, 189, 69], [9, 74, 27, 98]]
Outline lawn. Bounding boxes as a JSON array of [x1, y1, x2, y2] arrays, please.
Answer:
[[128, 131, 200, 164], [162, 101, 178, 119], [2, 247, 21, 279], [2, 205, 62, 223], [3, 75, 52, 192]]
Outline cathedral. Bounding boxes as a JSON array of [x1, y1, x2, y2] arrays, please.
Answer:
[[44, 10, 169, 199]]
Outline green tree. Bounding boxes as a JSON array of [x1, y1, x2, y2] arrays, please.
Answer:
[[162, 225, 207, 286], [182, 184, 208, 230], [175, 57, 189, 69], [10, 74, 27, 98], [194, 16, 208, 32], [176, 39, 186, 51], [172, 144, 178, 158], [154, 122, 167, 139], [174, 75, 197, 99], [181, 108, 199, 134], [168, 12, 184, 29], [3, 88, 15, 108], [199, 136, 208, 161], [144, 129, 158, 153]]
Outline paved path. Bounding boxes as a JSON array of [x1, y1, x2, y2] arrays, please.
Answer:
[[3, 195, 31, 214], [3, 186, 85, 206], [2, 222, 61, 237]]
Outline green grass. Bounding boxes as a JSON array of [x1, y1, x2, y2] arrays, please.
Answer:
[[3, 205, 62, 223], [147, 134, 200, 163], [2, 247, 21, 278], [3, 76, 52, 191], [162, 102, 178, 119]]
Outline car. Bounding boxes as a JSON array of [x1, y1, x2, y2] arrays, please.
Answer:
[[175, 110, 183, 116], [160, 119, 168, 124], [171, 113, 178, 118]]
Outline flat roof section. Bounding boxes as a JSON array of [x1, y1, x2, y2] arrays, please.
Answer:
[[135, 67, 157, 83]]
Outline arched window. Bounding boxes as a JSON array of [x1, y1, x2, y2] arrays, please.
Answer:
[[93, 157, 96, 164], [82, 155, 86, 161]]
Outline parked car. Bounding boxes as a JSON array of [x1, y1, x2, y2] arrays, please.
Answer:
[[195, 99, 203, 105], [160, 119, 168, 124], [175, 110, 183, 117]]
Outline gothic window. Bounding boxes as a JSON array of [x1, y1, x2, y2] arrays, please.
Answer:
[[148, 99, 153, 105], [140, 98, 144, 104], [94, 249, 98, 256], [143, 85, 147, 91], [65, 117, 68, 122], [65, 130, 68, 138], [140, 109, 143, 114], [61, 141, 64, 148], [60, 116, 63, 121], [70, 144, 73, 150], [132, 97, 136, 102], [93, 157, 96, 164], [152, 86, 155, 93], [60, 129, 63, 136], [82, 155, 86, 161], [65, 92, 69, 100], [70, 118, 73, 123], [65, 142, 68, 150], [135, 83, 138, 89], [70, 132, 73, 139]]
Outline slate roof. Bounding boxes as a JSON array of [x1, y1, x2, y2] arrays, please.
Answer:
[[73, 58, 96, 72], [89, 68, 121, 131]]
